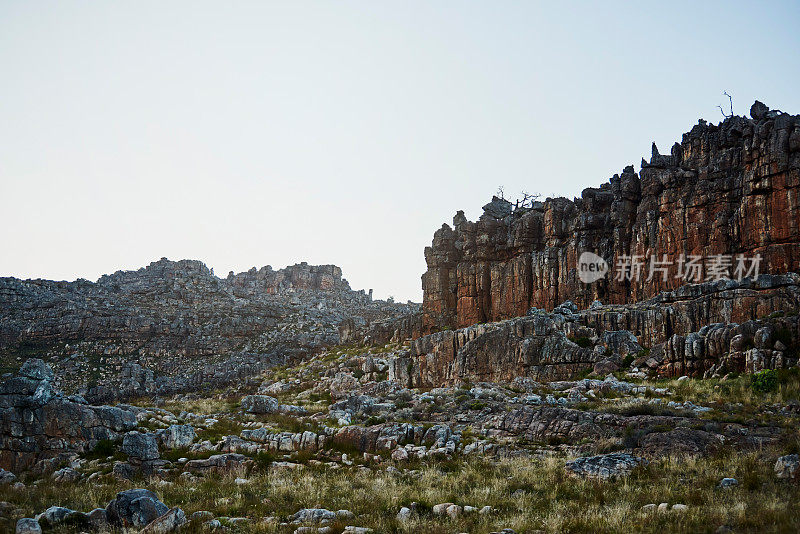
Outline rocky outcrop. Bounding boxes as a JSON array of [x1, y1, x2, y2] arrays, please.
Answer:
[[0, 359, 137, 472], [0, 258, 415, 399], [422, 102, 800, 332], [392, 275, 800, 386]]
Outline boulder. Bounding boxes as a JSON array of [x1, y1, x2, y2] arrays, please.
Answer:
[[565, 453, 645, 479], [775, 454, 799, 480], [140, 507, 187, 533], [106, 488, 169, 528], [157, 425, 197, 449], [241, 395, 280, 414], [15, 518, 41, 534]]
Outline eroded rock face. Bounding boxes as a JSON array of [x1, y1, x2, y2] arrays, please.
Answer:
[[422, 103, 800, 332], [394, 275, 800, 386], [0, 359, 137, 471]]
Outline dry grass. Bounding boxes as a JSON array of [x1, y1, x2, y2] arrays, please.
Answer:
[[3, 445, 799, 533]]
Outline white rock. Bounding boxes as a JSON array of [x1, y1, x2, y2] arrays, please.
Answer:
[[396, 507, 412, 522], [445, 504, 463, 519], [432, 503, 455, 516]]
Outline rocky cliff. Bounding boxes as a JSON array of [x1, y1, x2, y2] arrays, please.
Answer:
[[393, 274, 800, 386], [422, 101, 800, 332]]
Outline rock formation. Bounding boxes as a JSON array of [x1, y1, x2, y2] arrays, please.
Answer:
[[0, 359, 136, 471], [422, 101, 800, 332], [392, 274, 800, 386], [0, 258, 416, 399]]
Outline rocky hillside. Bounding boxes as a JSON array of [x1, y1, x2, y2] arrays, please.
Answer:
[[422, 101, 800, 332], [0, 258, 418, 401]]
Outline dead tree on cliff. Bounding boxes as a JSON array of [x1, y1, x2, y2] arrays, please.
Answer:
[[514, 191, 541, 210], [718, 91, 734, 119]]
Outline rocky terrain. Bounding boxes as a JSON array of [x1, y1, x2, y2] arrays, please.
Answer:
[[1, 102, 799, 533], [0, 259, 418, 402]]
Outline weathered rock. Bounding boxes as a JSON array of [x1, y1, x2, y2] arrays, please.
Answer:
[[15, 518, 41, 534], [422, 104, 800, 332], [0, 259, 416, 401], [290, 508, 337, 524], [140, 507, 187, 533], [35, 506, 84, 528], [185, 453, 252, 474], [565, 452, 645, 479], [157, 424, 197, 449], [775, 454, 799, 480], [106, 488, 169, 528], [392, 276, 800, 385], [0, 360, 137, 471], [122, 431, 160, 461], [0, 467, 16, 484]]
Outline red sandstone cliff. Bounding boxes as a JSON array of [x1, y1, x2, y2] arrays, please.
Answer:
[[422, 101, 800, 332]]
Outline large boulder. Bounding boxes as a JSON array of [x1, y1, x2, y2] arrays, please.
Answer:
[[775, 454, 799, 480], [241, 395, 280, 414], [106, 488, 169, 528], [122, 431, 160, 461], [157, 425, 196, 449], [185, 453, 252, 475], [565, 453, 645, 479]]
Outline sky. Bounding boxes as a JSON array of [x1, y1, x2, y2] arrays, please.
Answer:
[[1, 1, 799, 302]]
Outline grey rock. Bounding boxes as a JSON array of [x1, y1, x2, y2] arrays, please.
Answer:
[[290, 508, 337, 524], [106, 488, 169, 528], [157, 424, 197, 449], [775, 454, 799, 480], [0, 468, 17, 484], [15, 518, 42, 534], [141, 507, 187, 533], [565, 452, 645, 479], [122, 431, 160, 461]]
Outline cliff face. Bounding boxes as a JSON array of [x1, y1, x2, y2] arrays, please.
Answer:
[[422, 101, 800, 332], [393, 274, 800, 386]]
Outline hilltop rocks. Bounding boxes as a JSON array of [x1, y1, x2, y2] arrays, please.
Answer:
[[0, 359, 136, 472], [0, 258, 415, 400], [422, 103, 800, 332]]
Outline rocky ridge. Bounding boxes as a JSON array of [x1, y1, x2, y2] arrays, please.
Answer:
[[0, 259, 417, 401], [422, 101, 800, 332]]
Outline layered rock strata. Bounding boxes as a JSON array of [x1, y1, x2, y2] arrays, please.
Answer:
[[422, 101, 800, 332], [392, 275, 800, 386], [0, 359, 136, 471]]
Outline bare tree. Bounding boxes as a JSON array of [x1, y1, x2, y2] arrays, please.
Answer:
[[717, 91, 733, 119], [514, 190, 541, 210], [496, 186, 505, 200]]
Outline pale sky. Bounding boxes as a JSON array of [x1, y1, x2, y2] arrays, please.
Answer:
[[1, 1, 799, 301]]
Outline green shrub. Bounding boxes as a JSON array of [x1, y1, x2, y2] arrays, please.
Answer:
[[751, 369, 778, 393], [569, 336, 592, 348], [85, 439, 118, 460]]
